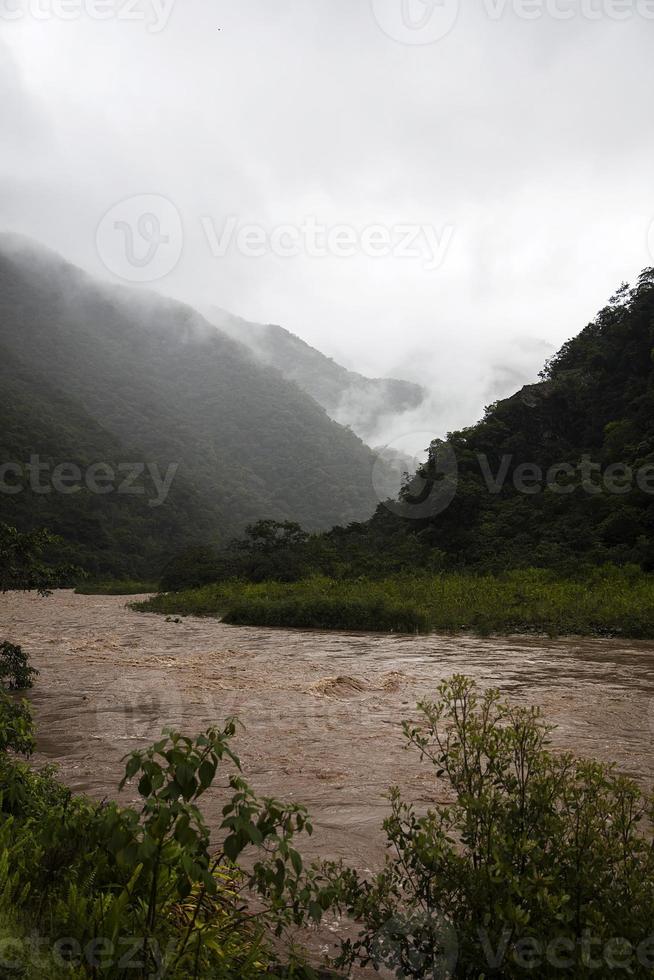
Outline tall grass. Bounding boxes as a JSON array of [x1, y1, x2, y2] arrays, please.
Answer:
[[133, 566, 654, 638]]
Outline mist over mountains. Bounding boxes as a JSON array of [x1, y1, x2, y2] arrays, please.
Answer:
[[164, 268, 654, 588], [0, 234, 409, 575], [205, 306, 426, 446]]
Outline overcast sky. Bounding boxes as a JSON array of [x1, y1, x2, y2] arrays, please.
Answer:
[[1, 0, 653, 451]]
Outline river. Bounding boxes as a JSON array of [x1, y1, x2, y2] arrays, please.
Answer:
[[4, 589, 654, 868]]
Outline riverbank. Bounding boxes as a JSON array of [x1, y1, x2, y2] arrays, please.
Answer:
[[133, 567, 654, 638]]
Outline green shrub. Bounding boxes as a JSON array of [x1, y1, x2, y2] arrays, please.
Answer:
[[0, 642, 39, 691], [0, 523, 79, 595], [0, 693, 35, 759], [4, 672, 654, 977], [0, 720, 322, 978], [323, 676, 654, 978]]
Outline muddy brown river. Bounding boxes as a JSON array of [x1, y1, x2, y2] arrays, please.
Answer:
[[3, 590, 654, 968]]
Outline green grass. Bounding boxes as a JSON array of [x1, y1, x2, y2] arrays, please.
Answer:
[[132, 566, 654, 638], [75, 579, 158, 595]]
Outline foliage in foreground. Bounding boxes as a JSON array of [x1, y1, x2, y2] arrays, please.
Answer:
[[0, 641, 39, 691], [135, 565, 654, 638], [2, 674, 654, 977], [0, 642, 38, 756], [0, 701, 324, 978], [322, 676, 654, 978]]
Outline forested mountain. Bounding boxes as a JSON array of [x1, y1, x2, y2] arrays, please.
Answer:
[[177, 269, 654, 586], [356, 268, 654, 572], [206, 307, 426, 443], [0, 234, 388, 576]]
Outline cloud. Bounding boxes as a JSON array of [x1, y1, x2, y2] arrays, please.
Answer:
[[1, 2, 653, 451]]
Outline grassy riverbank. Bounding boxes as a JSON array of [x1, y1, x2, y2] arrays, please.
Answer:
[[133, 566, 654, 638]]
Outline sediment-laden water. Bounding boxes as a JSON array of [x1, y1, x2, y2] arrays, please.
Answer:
[[4, 589, 654, 873]]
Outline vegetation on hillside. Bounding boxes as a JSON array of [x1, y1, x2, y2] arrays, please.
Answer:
[[0, 522, 77, 595], [363, 268, 654, 573], [160, 270, 654, 615], [0, 235, 390, 578]]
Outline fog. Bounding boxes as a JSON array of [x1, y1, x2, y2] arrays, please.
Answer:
[[1, 1, 653, 452]]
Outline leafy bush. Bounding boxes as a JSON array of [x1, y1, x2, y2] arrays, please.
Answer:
[[0, 716, 322, 978], [0, 522, 79, 595], [0, 693, 35, 758], [0, 642, 39, 691], [323, 676, 654, 978]]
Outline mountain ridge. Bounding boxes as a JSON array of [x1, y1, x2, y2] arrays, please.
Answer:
[[205, 305, 426, 444], [0, 233, 394, 574]]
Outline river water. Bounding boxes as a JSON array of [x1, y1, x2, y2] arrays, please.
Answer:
[[4, 589, 654, 873]]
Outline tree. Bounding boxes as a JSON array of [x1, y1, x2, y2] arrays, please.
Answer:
[[233, 520, 310, 554], [0, 522, 76, 595]]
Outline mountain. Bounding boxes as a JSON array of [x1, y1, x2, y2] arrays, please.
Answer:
[[205, 307, 426, 444], [359, 268, 654, 572], [0, 234, 390, 576], [197, 268, 654, 581]]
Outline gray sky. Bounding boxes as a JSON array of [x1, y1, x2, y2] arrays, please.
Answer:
[[2, 0, 653, 452]]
